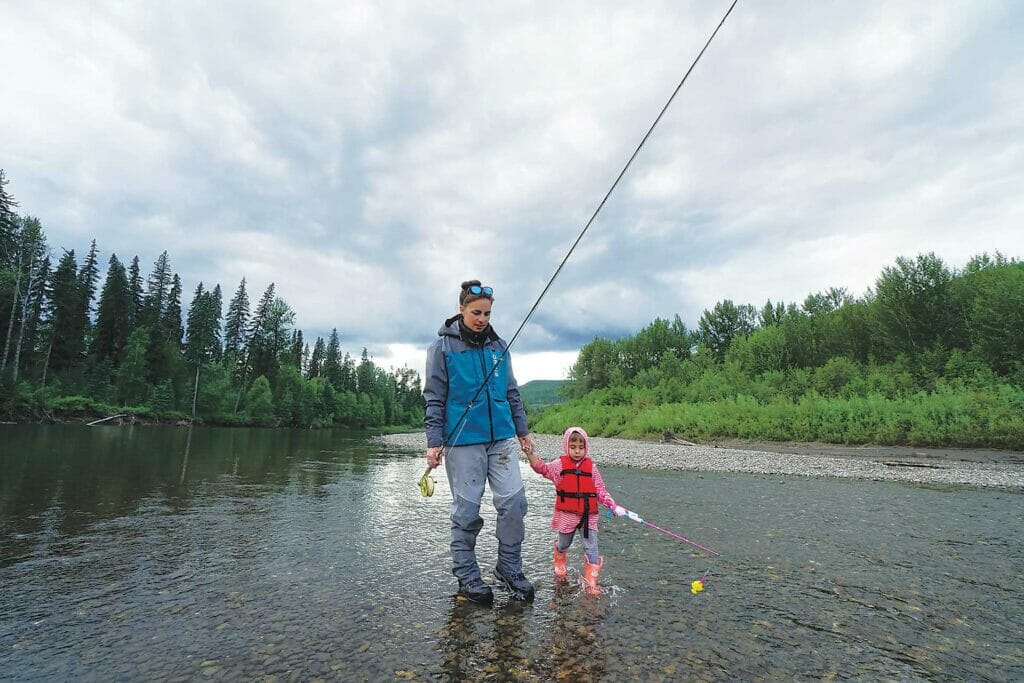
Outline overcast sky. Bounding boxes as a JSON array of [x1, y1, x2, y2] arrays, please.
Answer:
[[3, 1, 1021, 383]]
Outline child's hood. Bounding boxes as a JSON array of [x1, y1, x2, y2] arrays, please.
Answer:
[[562, 426, 591, 459]]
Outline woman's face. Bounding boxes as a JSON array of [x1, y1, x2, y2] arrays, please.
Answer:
[[460, 298, 492, 333]]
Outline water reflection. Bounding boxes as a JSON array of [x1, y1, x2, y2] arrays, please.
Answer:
[[437, 600, 526, 680], [0, 425, 1022, 681], [179, 424, 192, 486], [537, 585, 610, 681]]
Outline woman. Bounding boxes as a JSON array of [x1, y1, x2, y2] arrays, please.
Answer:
[[423, 280, 537, 604]]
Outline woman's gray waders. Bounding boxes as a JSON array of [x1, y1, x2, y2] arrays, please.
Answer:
[[444, 438, 528, 586]]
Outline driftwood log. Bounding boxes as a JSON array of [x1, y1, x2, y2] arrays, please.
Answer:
[[87, 414, 128, 426], [661, 430, 698, 446], [879, 460, 946, 469]]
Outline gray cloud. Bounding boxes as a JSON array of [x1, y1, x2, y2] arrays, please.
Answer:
[[3, 1, 1022, 378]]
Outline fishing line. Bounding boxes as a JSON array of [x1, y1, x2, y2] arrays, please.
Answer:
[[428, 0, 739, 471], [503, 0, 739, 357]]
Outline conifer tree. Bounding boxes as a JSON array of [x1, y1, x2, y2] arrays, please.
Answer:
[[185, 283, 222, 365], [141, 253, 179, 385], [127, 255, 143, 325], [242, 286, 294, 382], [210, 284, 223, 360], [307, 336, 325, 379], [223, 277, 249, 360], [93, 254, 132, 364], [46, 249, 85, 373], [289, 330, 304, 370], [267, 298, 295, 363], [243, 283, 275, 379], [77, 240, 100, 318], [356, 348, 376, 394], [184, 282, 224, 419], [115, 327, 150, 404], [163, 273, 183, 348], [142, 251, 172, 328], [340, 352, 357, 392], [323, 328, 341, 387]]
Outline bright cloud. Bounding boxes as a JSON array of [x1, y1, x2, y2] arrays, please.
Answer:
[[2, 1, 1021, 383]]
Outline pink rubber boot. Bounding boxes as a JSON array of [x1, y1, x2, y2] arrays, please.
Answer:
[[553, 539, 568, 578], [583, 556, 603, 595]]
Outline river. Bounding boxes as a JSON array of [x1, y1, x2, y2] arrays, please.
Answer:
[[1, 425, 1021, 681]]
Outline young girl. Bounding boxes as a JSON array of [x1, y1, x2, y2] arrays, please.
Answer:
[[525, 427, 627, 594]]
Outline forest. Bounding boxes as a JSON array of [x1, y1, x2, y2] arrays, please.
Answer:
[[0, 170, 423, 428], [534, 249, 1024, 449], [5, 166, 1021, 446]]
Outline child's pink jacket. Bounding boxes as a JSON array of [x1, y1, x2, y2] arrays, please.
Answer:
[[531, 427, 616, 533]]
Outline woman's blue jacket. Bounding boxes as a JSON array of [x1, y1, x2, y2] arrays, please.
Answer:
[[423, 316, 529, 447]]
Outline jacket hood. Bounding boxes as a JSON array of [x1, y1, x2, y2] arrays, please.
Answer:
[[438, 314, 500, 342], [562, 426, 590, 459]]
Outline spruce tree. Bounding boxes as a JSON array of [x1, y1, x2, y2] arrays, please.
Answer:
[[138, 253, 179, 386], [290, 330, 304, 370], [46, 250, 85, 373], [223, 278, 249, 359], [323, 328, 341, 387], [127, 256, 143, 326], [267, 297, 295, 366], [210, 284, 223, 360], [307, 337, 325, 379], [142, 251, 171, 328], [244, 284, 281, 381], [115, 327, 150, 404], [357, 348, 376, 394], [163, 273, 183, 348], [185, 283, 222, 365], [77, 240, 100, 318], [93, 254, 132, 364], [340, 352, 356, 392]]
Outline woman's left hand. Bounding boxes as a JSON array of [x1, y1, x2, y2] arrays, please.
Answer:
[[426, 446, 444, 468], [518, 434, 536, 456]]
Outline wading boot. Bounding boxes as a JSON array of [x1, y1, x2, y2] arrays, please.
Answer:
[[493, 565, 535, 601], [457, 577, 494, 605], [582, 556, 603, 596], [552, 539, 568, 578]]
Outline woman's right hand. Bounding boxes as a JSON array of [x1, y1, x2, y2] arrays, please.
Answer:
[[426, 446, 444, 469]]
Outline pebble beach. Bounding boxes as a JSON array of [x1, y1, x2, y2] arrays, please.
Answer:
[[376, 431, 1024, 490]]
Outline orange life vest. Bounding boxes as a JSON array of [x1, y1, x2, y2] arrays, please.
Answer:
[[555, 455, 597, 519]]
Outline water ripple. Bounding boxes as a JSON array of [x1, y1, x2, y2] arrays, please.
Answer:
[[1, 425, 1021, 681]]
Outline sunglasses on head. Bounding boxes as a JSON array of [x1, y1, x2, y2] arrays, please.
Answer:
[[465, 285, 493, 297]]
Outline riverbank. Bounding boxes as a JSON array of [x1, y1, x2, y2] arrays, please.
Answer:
[[2, 398, 422, 431], [375, 431, 1024, 490]]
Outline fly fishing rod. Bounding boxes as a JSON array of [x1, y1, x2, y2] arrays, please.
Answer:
[[420, 0, 739, 493]]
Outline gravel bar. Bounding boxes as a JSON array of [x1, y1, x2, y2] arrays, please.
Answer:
[[374, 431, 1024, 490]]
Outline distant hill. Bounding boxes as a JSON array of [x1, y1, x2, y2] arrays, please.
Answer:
[[518, 380, 567, 408]]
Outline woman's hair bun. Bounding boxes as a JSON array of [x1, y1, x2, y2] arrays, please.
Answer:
[[460, 279, 481, 290]]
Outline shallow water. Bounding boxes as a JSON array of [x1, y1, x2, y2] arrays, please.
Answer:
[[1, 425, 1021, 681]]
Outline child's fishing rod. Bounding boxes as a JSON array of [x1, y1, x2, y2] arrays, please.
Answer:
[[609, 508, 719, 556], [640, 518, 720, 557], [420, 1, 739, 490]]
